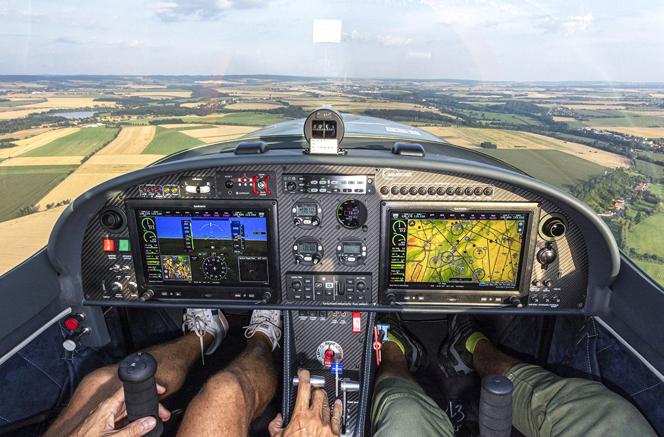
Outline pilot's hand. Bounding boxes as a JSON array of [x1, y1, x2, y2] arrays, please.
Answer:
[[70, 384, 171, 437], [269, 369, 342, 437]]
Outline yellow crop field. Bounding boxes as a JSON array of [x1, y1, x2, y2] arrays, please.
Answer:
[[0, 97, 115, 119], [0, 127, 80, 159], [97, 126, 156, 155], [423, 126, 630, 168], [0, 205, 67, 276], [37, 154, 163, 208], [0, 127, 53, 141], [592, 126, 664, 139], [179, 125, 258, 143]]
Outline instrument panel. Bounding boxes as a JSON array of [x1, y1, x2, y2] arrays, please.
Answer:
[[80, 161, 590, 312]]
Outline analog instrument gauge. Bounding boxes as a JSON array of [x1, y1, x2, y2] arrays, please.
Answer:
[[201, 256, 228, 280], [336, 199, 367, 229]]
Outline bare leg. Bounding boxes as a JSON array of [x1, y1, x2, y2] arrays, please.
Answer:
[[471, 339, 519, 377], [45, 332, 211, 437], [375, 342, 418, 384], [177, 333, 277, 437]]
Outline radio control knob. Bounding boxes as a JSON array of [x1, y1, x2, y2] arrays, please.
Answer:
[[399, 186, 408, 195], [409, 186, 418, 195], [111, 282, 123, 293], [286, 181, 297, 191], [391, 186, 399, 195], [127, 281, 138, 293], [140, 289, 155, 302], [356, 281, 366, 291], [292, 280, 302, 290]]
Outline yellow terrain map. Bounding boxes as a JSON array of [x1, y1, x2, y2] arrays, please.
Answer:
[[404, 218, 523, 284]]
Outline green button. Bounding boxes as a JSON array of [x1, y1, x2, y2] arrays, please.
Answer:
[[118, 239, 130, 252]]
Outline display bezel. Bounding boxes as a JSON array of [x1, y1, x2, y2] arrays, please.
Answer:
[[126, 199, 279, 299], [381, 202, 539, 304]]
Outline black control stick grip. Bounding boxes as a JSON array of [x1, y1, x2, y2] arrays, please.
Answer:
[[117, 352, 163, 437], [479, 374, 513, 437]]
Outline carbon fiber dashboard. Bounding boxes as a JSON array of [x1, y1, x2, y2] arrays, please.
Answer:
[[79, 160, 589, 312]]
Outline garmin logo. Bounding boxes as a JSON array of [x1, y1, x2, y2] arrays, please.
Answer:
[[193, 204, 207, 208], [383, 170, 413, 179]]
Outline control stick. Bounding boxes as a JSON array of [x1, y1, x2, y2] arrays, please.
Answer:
[[117, 352, 163, 437], [479, 374, 513, 437]]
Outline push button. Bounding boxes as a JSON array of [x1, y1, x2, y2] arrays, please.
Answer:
[[103, 239, 115, 252]]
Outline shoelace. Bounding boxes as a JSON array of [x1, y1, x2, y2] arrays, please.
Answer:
[[243, 319, 282, 351], [184, 313, 208, 366]]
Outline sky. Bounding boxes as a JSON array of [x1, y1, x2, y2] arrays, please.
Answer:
[[1, 0, 663, 81]]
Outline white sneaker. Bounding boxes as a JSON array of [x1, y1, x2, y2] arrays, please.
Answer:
[[244, 310, 282, 351], [183, 308, 229, 355]]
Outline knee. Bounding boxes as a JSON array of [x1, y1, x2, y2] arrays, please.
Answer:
[[203, 371, 249, 407], [80, 365, 118, 391]]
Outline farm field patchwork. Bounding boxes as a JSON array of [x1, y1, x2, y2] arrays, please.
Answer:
[[592, 126, 664, 139], [20, 126, 119, 157], [178, 125, 258, 143], [422, 126, 629, 168], [98, 126, 156, 155], [0, 127, 80, 159], [183, 112, 289, 126], [479, 149, 607, 189]]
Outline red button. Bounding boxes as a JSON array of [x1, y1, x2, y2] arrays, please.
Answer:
[[64, 318, 79, 331], [352, 311, 362, 333], [103, 239, 115, 252]]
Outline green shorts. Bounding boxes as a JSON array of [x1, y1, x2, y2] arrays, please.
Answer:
[[371, 364, 656, 437]]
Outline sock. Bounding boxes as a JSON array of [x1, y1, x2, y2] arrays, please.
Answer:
[[465, 332, 489, 354], [387, 333, 406, 355]]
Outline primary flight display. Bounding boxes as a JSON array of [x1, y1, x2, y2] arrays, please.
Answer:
[[388, 211, 528, 291], [134, 208, 270, 287]]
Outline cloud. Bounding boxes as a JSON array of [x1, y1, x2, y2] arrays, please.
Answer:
[[153, 0, 267, 21], [536, 13, 593, 36], [346, 30, 413, 47]]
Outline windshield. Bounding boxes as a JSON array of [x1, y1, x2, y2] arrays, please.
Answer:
[[0, 1, 662, 287]]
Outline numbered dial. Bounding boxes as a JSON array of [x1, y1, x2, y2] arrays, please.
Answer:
[[201, 256, 227, 280], [336, 199, 367, 229], [293, 237, 324, 265], [337, 240, 367, 266], [292, 200, 322, 228]]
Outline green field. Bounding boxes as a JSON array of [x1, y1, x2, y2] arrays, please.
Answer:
[[647, 183, 664, 197], [634, 159, 664, 180], [579, 115, 664, 128], [480, 149, 607, 190], [21, 127, 119, 157], [0, 98, 47, 108], [142, 126, 204, 155], [632, 259, 664, 286], [626, 213, 664, 256], [183, 112, 289, 126], [0, 166, 76, 222], [457, 109, 542, 127]]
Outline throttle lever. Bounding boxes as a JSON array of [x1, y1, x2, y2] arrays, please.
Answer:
[[117, 352, 163, 437]]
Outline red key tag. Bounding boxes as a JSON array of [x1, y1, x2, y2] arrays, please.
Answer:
[[352, 311, 362, 333], [373, 326, 383, 366]]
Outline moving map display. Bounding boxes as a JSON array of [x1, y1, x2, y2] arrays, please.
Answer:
[[388, 211, 528, 291], [135, 208, 270, 286]]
